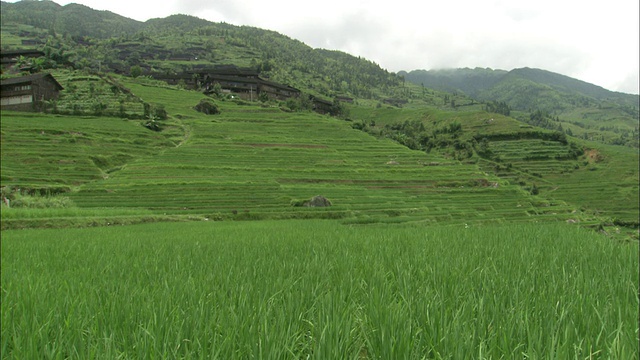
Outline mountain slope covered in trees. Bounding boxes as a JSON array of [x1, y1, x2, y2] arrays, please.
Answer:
[[0, 0, 142, 38], [0, 1, 402, 100]]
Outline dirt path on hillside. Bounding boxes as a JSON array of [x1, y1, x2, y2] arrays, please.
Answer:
[[176, 123, 192, 147]]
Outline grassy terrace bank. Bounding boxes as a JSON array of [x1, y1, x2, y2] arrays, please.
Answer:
[[2, 221, 638, 359], [1, 92, 564, 229], [2, 80, 637, 234]]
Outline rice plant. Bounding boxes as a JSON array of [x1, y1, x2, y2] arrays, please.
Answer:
[[2, 221, 637, 359]]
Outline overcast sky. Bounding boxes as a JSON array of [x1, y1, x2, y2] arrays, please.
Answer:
[[6, 0, 640, 94]]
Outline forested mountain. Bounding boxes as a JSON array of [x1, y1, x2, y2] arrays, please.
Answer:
[[401, 67, 638, 110], [398, 68, 508, 98], [0, 1, 402, 100], [0, 0, 143, 38]]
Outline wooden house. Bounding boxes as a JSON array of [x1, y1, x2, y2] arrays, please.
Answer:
[[0, 73, 64, 111], [309, 95, 334, 114], [335, 96, 354, 103], [190, 66, 300, 101], [258, 79, 300, 101], [383, 98, 409, 107], [153, 73, 196, 88]]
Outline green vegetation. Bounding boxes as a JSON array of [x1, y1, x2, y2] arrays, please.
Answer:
[[42, 70, 147, 118], [1, 3, 638, 358], [1, 79, 637, 239], [402, 68, 640, 148], [0, 83, 584, 232], [2, 221, 638, 359], [349, 105, 639, 231], [0, 110, 179, 187], [1, 2, 637, 234], [1, 3, 402, 102], [0, 0, 142, 39]]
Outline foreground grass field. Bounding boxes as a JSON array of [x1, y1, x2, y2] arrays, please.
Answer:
[[2, 221, 638, 359]]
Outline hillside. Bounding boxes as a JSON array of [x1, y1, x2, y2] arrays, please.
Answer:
[[401, 68, 640, 147], [0, 0, 638, 240], [0, 0, 143, 38], [0, 1, 402, 101], [1, 77, 638, 240], [1, 3, 639, 358]]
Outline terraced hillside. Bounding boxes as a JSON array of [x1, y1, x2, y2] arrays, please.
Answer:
[[2, 81, 592, 229], [48, 70, 147, 118], [0, 112, 179, 188], [350, 105, 639, 231]]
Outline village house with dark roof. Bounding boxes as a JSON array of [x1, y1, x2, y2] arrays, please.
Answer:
[[154, 66, 337, 114], [0, 49, 45, 67], [309, 95, 334, 114], [188, 66, 301, 102], [335, 95, 354, 103], [383, 98, 409, 107], [0, 73, 64, 111]]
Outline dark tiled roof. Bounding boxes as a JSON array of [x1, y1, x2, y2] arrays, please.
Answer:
[[207, 75, 260, 84], [0, 73, 64, 90], [258, 78, 299, 92], [310, 96, 333, 106], [0, 49, 45, 58], [189, 66, 259, 77]]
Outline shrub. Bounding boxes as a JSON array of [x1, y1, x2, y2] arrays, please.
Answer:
[[9, 193, 75, 209], [153, 105, 167, 120], [143, 120, 162, 132], [290, 199, 306, 207], [194, 98, 221, 115], [530, 183, 539, 195], [130, 65, 142, 78]]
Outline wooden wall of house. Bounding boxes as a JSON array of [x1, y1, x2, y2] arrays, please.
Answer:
[[32, 77, 61, 103], [1, 77, 61, 111]]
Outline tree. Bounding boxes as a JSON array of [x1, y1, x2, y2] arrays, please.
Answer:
[[194, 98, 220, 115], [485, 101, 510, 116], [130, 65, 142, 78], [258, 91, 269, 103], [530, 183, 539, 195]]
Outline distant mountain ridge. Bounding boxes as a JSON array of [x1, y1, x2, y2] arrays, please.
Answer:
[[400, 67, 639, 110]]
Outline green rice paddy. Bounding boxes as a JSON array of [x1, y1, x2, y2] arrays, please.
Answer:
[[2, 221, 638, 359]]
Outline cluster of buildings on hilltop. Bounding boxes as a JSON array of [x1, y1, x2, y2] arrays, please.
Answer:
[[1, 49, 354, 114], [155, 65, 350, 114]]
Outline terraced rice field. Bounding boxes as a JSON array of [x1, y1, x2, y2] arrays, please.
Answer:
[[1, 82, 637, 229], [50, 71, 146, 117], [0, 113, 177, 187], [66, 100, 555, 224], [541, 145, 640, 222], [480, 139, 639, 223]]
